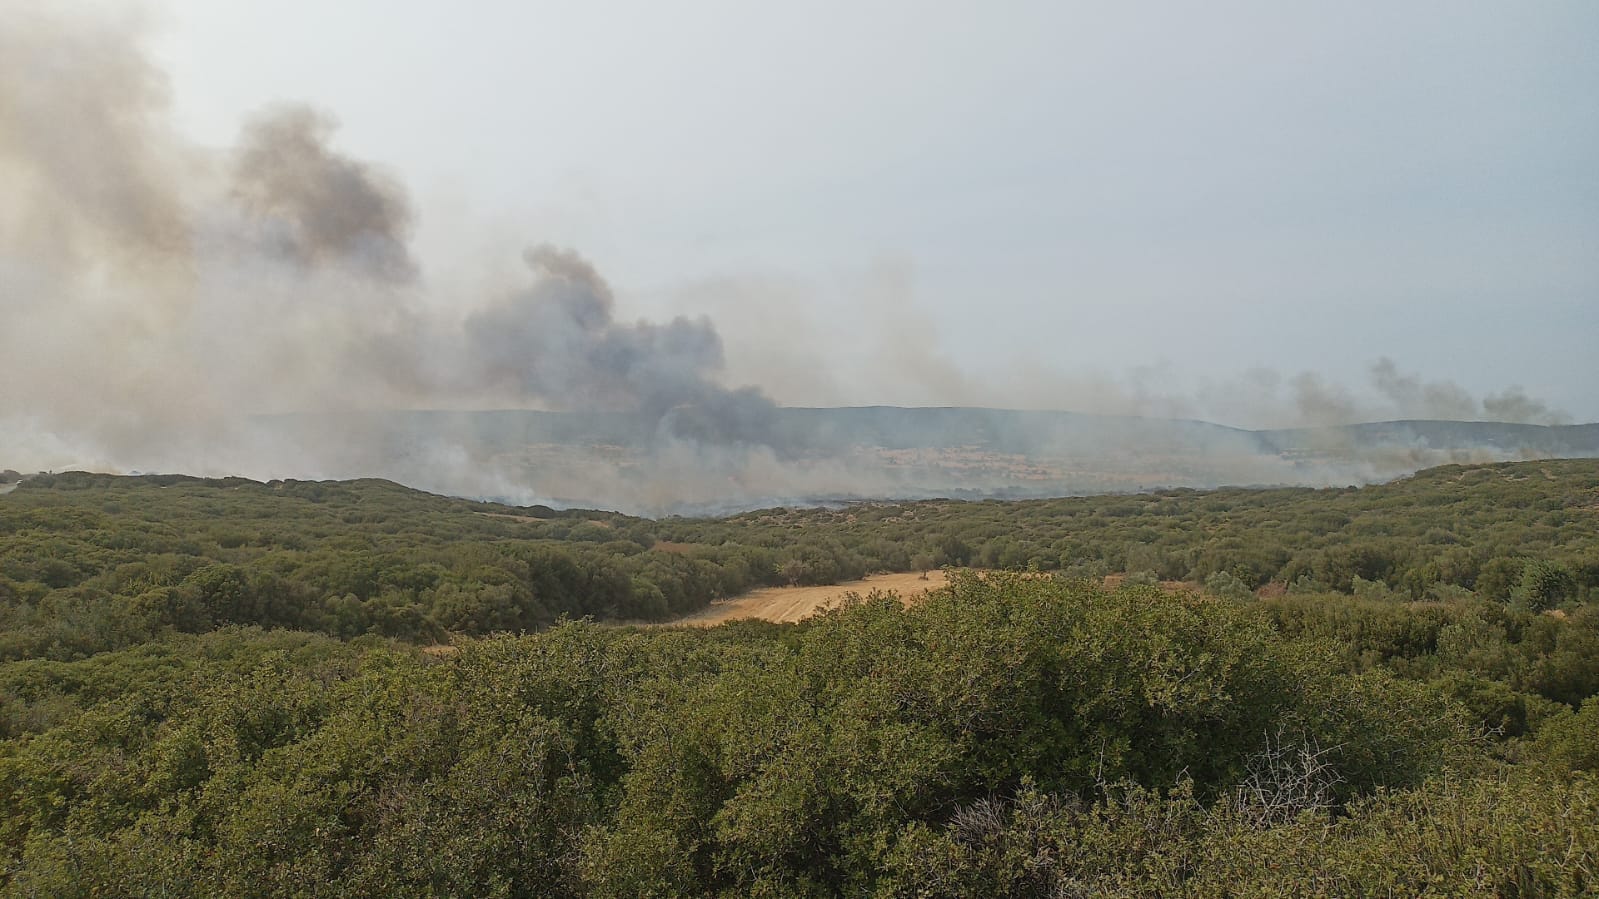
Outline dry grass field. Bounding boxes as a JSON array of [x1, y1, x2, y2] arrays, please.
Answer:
[[668, 570, 952, 626], [664, 569, 1202, 627]]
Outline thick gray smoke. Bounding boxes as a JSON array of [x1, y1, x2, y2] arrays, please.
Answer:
[[460, 245, 779, 444], [0, 4, 782, 499], [0, 5, 1588, 515], [230, 105, 418, 284]]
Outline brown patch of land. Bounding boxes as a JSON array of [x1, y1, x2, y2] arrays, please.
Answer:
[[474, 511, 551, 524], [651, 541, 700, 554], [668, 570, 952, 627]]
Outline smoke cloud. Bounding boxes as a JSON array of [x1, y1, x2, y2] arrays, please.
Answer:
[[230, 105, 418, 284], [460, 245, 778, 438], [0, 5, 1588, 515], [1481, 387, 1569, 427], [1224, 359, 1572, 429]]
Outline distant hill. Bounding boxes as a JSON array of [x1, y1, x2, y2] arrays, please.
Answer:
[[1258, 419, 1599, 457], [250, 407, 1599, 515], [311, 407, 1599, 456]]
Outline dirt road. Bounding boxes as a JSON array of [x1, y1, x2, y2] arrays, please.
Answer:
[[669, 570, 951, 626]]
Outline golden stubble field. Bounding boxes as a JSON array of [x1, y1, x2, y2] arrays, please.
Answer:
[[659, 569, 1204, 627], [667, 570, 953, 626]]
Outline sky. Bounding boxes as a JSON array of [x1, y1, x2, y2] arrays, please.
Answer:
[[9, 0, 1599, 429], [136, 0, 1599, 422]]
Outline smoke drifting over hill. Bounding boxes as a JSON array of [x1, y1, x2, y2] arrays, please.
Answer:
[[0, 5, 1587, 514], [460, 244, 780, 441]]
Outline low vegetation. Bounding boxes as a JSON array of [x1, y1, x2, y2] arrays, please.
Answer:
[[3, 460, 1596, 658], [1, 460, 1597, 894]]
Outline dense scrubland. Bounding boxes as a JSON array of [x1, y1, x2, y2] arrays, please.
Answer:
[[3, 460, 1596, 656], [2, 460, 1598, 895]]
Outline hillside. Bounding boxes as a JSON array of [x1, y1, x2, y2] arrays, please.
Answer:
[[2, 459, 1596, 659], [255, 407, 1599, 515], [2, 461, 1598, 894]]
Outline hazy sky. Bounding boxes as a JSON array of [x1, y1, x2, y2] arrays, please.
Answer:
[[120, 1, 1599, 421]]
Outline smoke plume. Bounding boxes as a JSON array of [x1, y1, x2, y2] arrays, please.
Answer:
[[460, 245, 779, 441], [230, 105, 418, 284], [0, 5, 1587, 515], [0, 5, 781, 490]]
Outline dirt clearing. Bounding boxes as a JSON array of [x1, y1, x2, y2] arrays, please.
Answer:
[[668, 570, 952, 626]]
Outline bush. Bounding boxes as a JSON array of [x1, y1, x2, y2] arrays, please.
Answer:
[[1516, 560, 1577, 611]]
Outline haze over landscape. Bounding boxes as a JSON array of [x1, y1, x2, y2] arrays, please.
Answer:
[[9, 5, 1599, 894], [2, 1, 1595, 513]]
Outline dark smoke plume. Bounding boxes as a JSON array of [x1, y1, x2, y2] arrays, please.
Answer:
[[461, 245, 778, 443], [0, 4, 1586, 515], [0, 4, 794, 508], [231, 105, 418, 283]]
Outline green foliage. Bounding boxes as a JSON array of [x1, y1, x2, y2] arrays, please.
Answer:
[[1517, 560, 1578, 611], [3, 460, 1599, 893], [1532, 696, 1599, 773], [884, 771, 1599, 897], [3, 460, 1597, 658], [1203, 569, 1253, 601], [0, 576, 1507, 895], [1122, 570, 1159, 587]]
